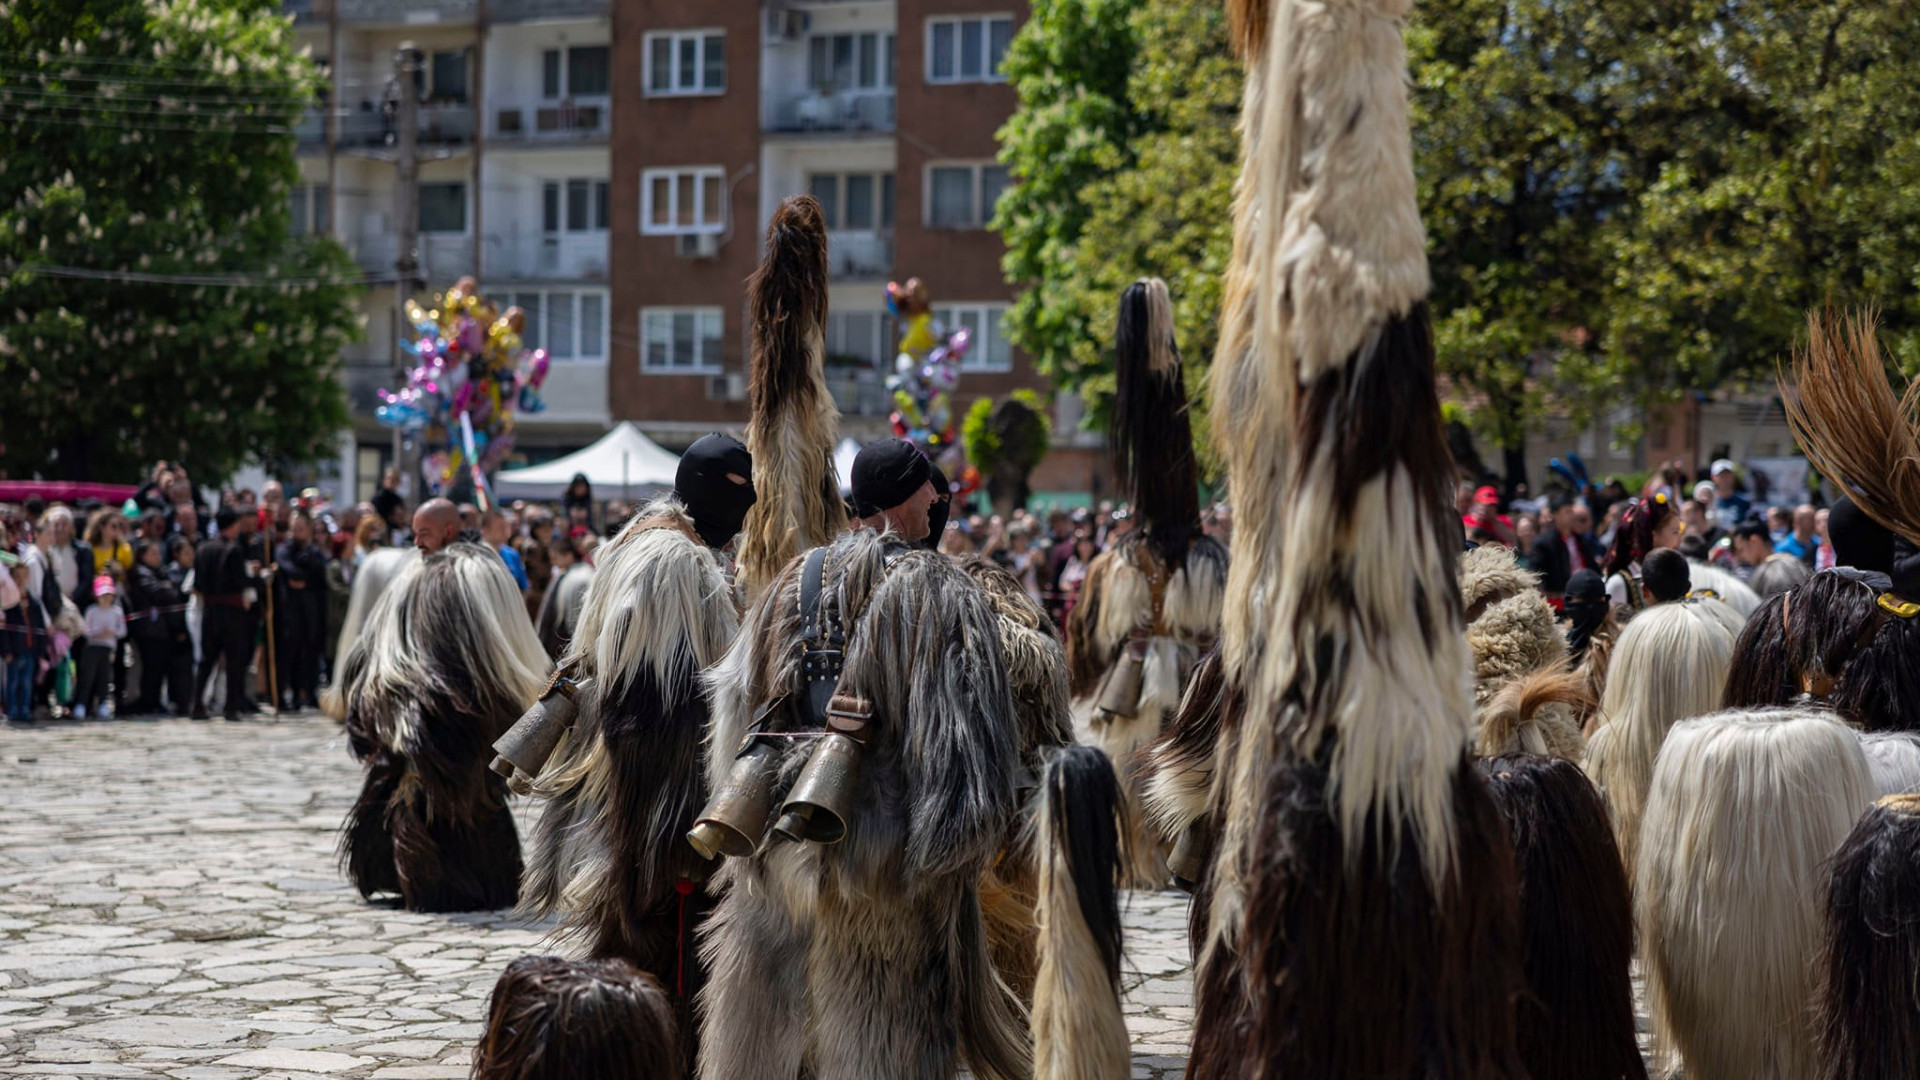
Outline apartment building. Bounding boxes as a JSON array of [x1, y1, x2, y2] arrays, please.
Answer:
[[290, 0, 1109, 504]]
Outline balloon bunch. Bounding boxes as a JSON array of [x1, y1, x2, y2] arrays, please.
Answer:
[[374, 276, 552, 497], [883, 277, 975, 492]]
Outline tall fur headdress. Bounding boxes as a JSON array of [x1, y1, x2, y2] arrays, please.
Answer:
[[737, 195, 844, 600], [1782, 308, 1920, 551], [1112, 277, 1201, 564]]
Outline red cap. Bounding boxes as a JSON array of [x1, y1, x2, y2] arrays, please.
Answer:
[[1473, 485, 1501, 506]]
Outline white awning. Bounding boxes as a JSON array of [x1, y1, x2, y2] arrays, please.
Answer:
[[493, 422, 681, 501]]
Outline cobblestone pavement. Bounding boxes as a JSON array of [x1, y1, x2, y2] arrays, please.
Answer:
[[0, 716, 1196, 1079]]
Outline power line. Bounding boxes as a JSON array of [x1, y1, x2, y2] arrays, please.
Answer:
[[0, 94, 309, 124], [0, 78, 318, 108], [4, 263, 386, 288], [6, 111, 296, 135]]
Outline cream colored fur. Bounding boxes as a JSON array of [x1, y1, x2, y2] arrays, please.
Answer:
[[1033, 785, 1129, 1080]]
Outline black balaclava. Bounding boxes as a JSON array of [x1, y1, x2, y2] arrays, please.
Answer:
[[1563, 568, 1609, 662], [849, 439, 932, 518], [676, 433, 755, 549], [1828, 495, 1896, 575], [921, 463, 951, 551]]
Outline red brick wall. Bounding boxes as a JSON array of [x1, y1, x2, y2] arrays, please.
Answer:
[[608, 0, 759, 426]]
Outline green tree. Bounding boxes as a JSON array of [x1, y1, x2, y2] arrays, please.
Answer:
[[0, 0, 361, 483]]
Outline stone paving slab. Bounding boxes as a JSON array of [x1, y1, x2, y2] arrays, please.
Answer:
[[0, 718, 1198, 1079]]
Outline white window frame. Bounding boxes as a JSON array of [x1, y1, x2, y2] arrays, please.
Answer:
[[640, 307, 726, 375], [923, 161, 1007, 229], [509, 288, 610, 364], [806, 171, 896, 231], [825, 310, 887, 367], [645, 29, 726, 97], [641, 166, 726, 236], [541, 178, 612, 234], [933, 303, 1013, 372], [925, 14, 1014, 85], [542, 44, 613, 101]]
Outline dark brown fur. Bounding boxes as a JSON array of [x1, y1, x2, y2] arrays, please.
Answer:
[[1819, 795, 1920, 1080], [474, 955, 683, 1080], [1724, 571, 1920, 731], [1112, 279, 1202, 566], [1064, 550, 1115, 699], [747, 196, 830, 419], [1478, 754, 1648, 1080]]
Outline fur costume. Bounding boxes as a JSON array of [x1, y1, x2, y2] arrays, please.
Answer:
[[1818, 792, 1920, 1080], [1477, 668, 1588, 762], [697, 530, 1124, 1080], [473, 954, 682, 1080], [321, 545, 416, 721], [1859, 731, 1920, 796], [1583, 598, 1739, 879], [533, 561, 594, 662], [1636, 708, 1874, 1080], [335, 543, 547, 912], [1477, 754, 1647, 1080], [1186, 0, 1528, 1074], [518, 500, 741, 1006], [1685, 559, 1761, 618], [1460, 544, 1569, 706], [1067, 278, 1228, 889], [736, 196, 844, 602], [1723, 570, 1920, 731]]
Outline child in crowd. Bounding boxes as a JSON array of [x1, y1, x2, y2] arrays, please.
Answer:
[[75, 575, 126, 719], [3, 559, 51, 723]]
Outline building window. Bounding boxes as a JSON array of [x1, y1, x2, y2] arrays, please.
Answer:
[[825, 310, 885, 367], [542, 179, 611, 233], [925, 162, 1007, 228], [509, 289, 610, 363], [418, 182, 467, 233], [641, 307, 725, 373], [289, 183, 329, 235], [428, 49, 470, 103], [926, 15, 1014, 84], [641, 167, 726, 235], [543, 45, 611, 99], [934, 303, 1012, 372], [806, 172, 895, 230], [646, 31, 725, 96], [807, 32, 896, 91]]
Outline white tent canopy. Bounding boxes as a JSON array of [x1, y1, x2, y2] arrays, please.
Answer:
[[834, 437, 862, 496], [493, 422, 682, 501]]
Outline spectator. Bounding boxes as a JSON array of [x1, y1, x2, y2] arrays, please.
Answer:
[[1750, 552, 1811, 599], [351, 513, 385, 569], [323, 533, 354, 673], [1774, 503, 1820, 566], [137, 509, 168, 546], [411, 498, 462, 554], [84, 508, 133, 580], [1638, 548, 1693, 605], [169, 501, 202, 541], [1601, 494, 1683, 612], [1530, 492, 1599, 597], [3, 558, 50, 724], [74, 575, 125, 719], [1728, 520, 1774, 580], [127, 538, 191, 717], [1680, 497, 1724, 551], [562, 473, 595, 531], [1513, 514, 1539, 571], [1057, 533, 1100, 619], [274, 511, 329, 712], [193, 506, 262, 722], [29, 505, 93, 615], [518, 535, 553, 624], [370, 468, 407, 539], [482, 508, 530, 590], [1815, 506, 1836, 570], [1708, 459, 1750, 530]]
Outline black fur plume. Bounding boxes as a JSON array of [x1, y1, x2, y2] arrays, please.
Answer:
[[1820, 795, 1920, 1080], [1044, 744, 1124, 983], [1111, 278, 1200, 566]]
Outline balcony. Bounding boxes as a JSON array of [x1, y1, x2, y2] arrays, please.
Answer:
[[824, 368, 893, 417], [487, 233, 610, 281], [352, 233, 474, 283], [765, 88, 895, 135], [489, 0, 609, 21], [828, 231, 892, 280], [492, 101, 608, 143], [335, 0, 476, 23], [295, 108, 326, 152]]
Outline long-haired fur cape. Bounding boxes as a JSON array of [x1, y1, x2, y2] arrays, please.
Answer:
[[474, 954, 682, 1080], [1460, 544, 1569, 707], [520, 498, 741, 992], [1584, 599, 1739, 880], [1477, 754, 1647, 1080], [1636, 708, 1874, 1080], [1818, 792, 1920, 1080], [1187, 0, 1527, 1072], [335, 543, 548, 912], [321, 545, 417, 721], [533, 559, 594, 662], [736, 195, 844, 602], [1723, 569, 1920, 732], [1111, 276, 1202, 563], [697, 530, 1030, 1080]]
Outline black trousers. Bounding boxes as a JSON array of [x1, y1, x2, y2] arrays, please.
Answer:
[[133, 634, 169, 712], [196, 607, 255, 715]]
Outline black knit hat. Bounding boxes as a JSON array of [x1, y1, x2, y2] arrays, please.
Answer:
[[849, 439, 932, 518]]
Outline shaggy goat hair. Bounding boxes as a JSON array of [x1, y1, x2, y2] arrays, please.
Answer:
[[737, 195, 844, 602], [1477, 754, 1647, 1080], [336, 544, 548, 912], [1188, 0, 1526, 1072], [1584, 599, 1739, 880], [1477, 667, 1589, 763], [1461, 544, 1569, 707], [1636, 708, 1874, 1080], [1723, 569, 1920, 732], [519, 499, 740, 1019], [533, 561, 594, 662], [1686, 559, 1761, 617], [322, 545, 416, 721], [1783, 309, 1920, 555], [473, 954, 682, 1080], [1111, 277, 1201, 566], [1859, 731, 1920, 796], [1031, 743, 1129, 1080], [698, 531, 1029, 1080], [1818, 792, 1920, 1080]]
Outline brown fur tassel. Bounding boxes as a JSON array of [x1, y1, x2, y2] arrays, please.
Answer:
[[474, 955, 682, 1080], [1819, 792, 1920, 1080], [1781, 308, 1920, 549], [1477, 667, 1590, 762], [1477, 754, 1648, 1080], [738, 195, 844, 599], [1112, 278, 1202, 565]]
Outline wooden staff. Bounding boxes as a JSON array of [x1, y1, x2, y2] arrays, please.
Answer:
[[261, 525, 279, 716]]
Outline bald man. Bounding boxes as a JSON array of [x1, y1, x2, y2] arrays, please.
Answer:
[[412, 498, 462, 554]]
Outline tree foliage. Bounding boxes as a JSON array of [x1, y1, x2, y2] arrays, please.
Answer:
[[963, 389, 1054, 513], [996, 0, 1920, 471], [0, 0, 361, 483]]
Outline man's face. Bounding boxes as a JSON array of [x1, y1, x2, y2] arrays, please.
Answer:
[[886, 481, 938, 542], [482, 515, 508, 545], [1570, 507, 1593, 535], [412, 508, 456, 553], [1715, 470, 1736, 496], [1735, 534, 1771, 566], [1682, 502, 1707, 535]]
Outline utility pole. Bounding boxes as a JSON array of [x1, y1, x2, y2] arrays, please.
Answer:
[[392, 43, 421, 500]]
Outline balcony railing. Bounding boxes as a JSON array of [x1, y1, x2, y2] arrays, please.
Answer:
[[765, 88, 895, 134], [828, 231, 892, 280], [493, 101, 608, 142], [335, 0, 476, 22], [488, 233, 610, 281], [295, 108, 326, 151], [489, 0, 609, 21], [352, 233, 474, 283], [824, 369, 894, 417]]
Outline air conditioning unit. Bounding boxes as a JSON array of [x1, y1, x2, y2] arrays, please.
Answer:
[[766, 6, 810, 41], [707, 372, 748, 402], [495, 108, 523, 136], [675, 232, 720, 259]]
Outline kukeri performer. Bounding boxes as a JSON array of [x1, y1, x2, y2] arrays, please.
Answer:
[[506, 435, 754, 1044], [1068, 277, 1227, 888], [1185, 0, 1527, 1074], [334, 543, 547, 912], [690, 443, 1125, 1080]]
